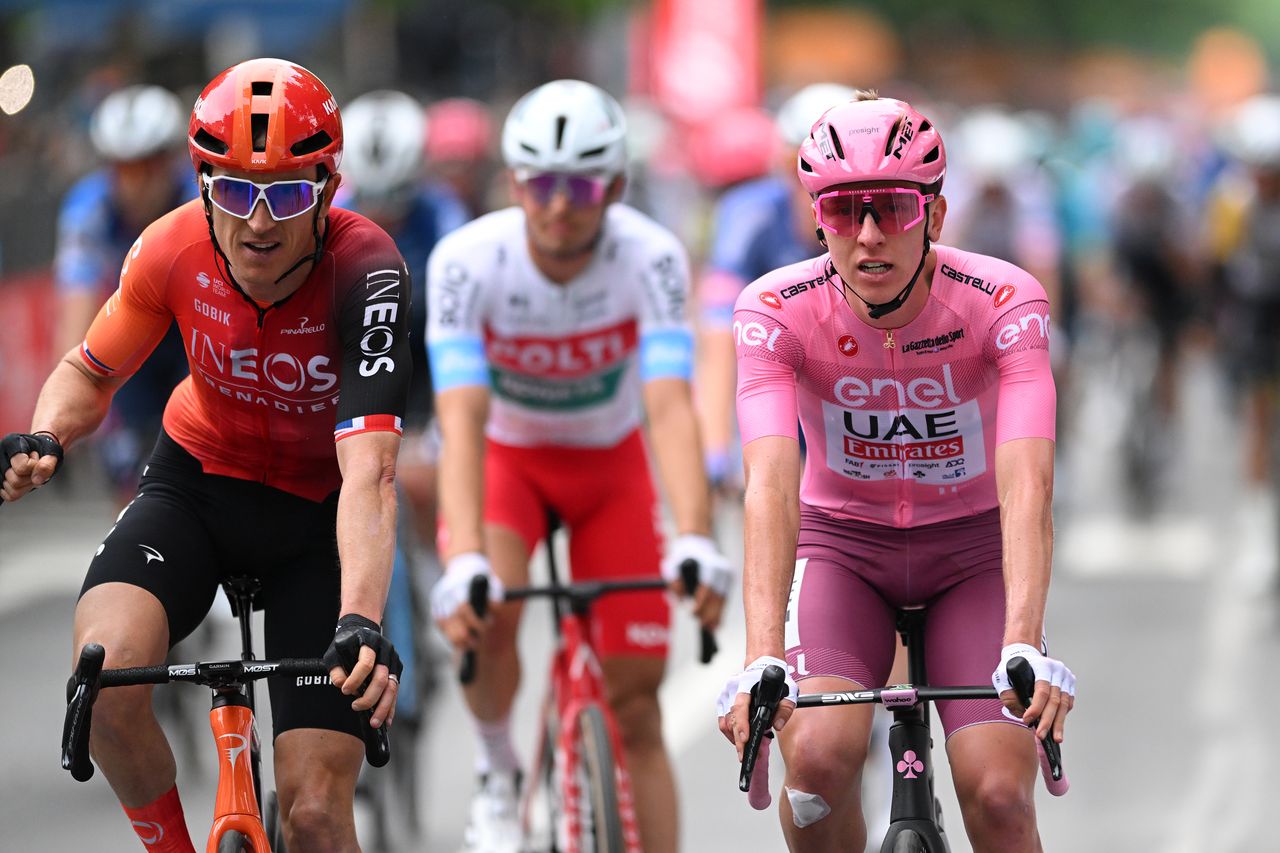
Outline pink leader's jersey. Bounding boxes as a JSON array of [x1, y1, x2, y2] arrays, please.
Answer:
[[734, 245, 1056, 528]]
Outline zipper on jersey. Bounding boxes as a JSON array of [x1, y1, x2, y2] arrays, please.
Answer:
[[882, 328, 896, 350], [253, 315, 272, 486], [884, 331, 908, 526]]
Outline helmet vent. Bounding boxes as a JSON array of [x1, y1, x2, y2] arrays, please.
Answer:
[[799, 157, 815, 174], [251, 114, 269, 152], [252, 82, 273, 96], [520, 142, 538, 155], [919, 119, 932, 133], [884, 116, 904, 157], [579, 145, 605, 158], [922, 146, 940, 164], [554, 115, 568, 149], [193, 128, 228, 155], [827, 124, 845, 160], [291, 130, 333, 157]]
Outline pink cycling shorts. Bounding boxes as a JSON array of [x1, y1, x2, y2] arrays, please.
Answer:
[[481, 430, 670, 659], [785, 506, 1016, 737]]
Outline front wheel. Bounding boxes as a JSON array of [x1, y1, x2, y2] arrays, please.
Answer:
[[216, 829, 253, 852], [573, 704, 626, 853]]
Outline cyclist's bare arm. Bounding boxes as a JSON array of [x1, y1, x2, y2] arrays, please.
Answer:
[[333, 429, 402, 722], [693, 325, 738, 480], [643, 376, 724, 621], [433, 385, 491, 645], [3, 357, 123, 502], [727, 434, 803, 752], [995, 436, 1070, 737]]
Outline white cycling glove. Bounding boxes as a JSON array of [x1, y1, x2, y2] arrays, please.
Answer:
[[429, 552, 505, 622], [991, 643, 1077, 698], [715, 655, 800, 718], [662, 533, 734, 597]]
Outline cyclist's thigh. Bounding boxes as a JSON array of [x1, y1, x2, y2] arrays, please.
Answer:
[[789, 511, 899, 691], [918, 518, 1013, 737], [554, 433, 668, 659], [478, 437, 546, 584], [260, 534, 364, 741], [77, 457, 221, 651]]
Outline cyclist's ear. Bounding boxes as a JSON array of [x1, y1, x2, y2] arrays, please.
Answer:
[[815, 227, 828, 248], [605, 174, 626, 205], [927, 194, 946, 241]]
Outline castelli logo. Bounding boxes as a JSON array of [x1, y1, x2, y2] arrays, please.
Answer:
[[759, 292, 782, 310], [994, 284, 1017, 308], [837, 335, 859, 357]]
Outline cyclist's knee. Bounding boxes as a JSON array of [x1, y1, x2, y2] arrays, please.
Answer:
[[609, 688, 663, 752], [781, 728, 866, 814], [283, 793, 356, 851], [959, 773, 1035, 833]]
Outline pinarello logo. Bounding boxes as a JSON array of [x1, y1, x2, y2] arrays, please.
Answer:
[[759, 292, 782, 310], [837, 335, 859, 357], [994, 284, 1017, 308]]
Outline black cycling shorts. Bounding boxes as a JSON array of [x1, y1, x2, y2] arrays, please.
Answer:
[[79, 430, 359, 739]]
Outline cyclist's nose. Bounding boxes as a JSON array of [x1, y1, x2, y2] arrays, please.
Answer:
[[245, 195, 276, 231], [857, 209, 886, 245]]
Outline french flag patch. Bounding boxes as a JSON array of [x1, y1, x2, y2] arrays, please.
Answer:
[[334, 414, 403, 441], [79, 343, 114, 376]]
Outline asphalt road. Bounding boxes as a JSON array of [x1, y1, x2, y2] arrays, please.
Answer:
[[3, 350, 1278, 851]]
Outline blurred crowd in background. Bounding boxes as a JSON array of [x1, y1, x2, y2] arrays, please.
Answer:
[[2, 0, 1280, 582]]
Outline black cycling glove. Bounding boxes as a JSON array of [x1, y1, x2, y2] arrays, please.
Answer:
[[1, 432, 64, 480], [322, 613, 404, 683]]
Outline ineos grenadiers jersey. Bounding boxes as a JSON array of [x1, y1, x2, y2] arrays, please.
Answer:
[[427, 205, 694, 447], [734, 246, 1056, 528], [78, 201, 412, 502]]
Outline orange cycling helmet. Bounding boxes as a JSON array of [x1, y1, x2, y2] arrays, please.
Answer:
[[189, 58, 343, 175]]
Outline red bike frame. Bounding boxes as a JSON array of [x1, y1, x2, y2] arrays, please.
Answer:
[[532, 605, 643, 852], [207, 699, 271, 851]]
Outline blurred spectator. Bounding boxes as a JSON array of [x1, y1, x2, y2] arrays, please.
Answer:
[[53, 84, 194, 502], [1209, 93, 1280, 587], [693, 83, 855, 492], [424, 96, 498, 218], [340, 88, 472, 547]]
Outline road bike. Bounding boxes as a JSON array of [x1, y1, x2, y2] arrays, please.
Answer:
[[461, 517, 717, 853], [740, 607, 1068, 853], [61, 576, 390, 852]]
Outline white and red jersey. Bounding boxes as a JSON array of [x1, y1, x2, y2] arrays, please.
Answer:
[[734, 246, 1055, 527], [426, 205, 694, 447]]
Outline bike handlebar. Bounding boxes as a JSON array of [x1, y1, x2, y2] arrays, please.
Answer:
[[738, 659, 1068, 799], [457, 561, 719, 685], [62, 643, 391, 781]]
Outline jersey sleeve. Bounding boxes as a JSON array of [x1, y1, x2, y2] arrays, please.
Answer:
[[983, 297, 1056, 445], [334, 249, 412, 441], [636, 231, 694, 382], [78, 229, 175, 380], [733, 306, 804, 444], [425, 232, 489, 392]]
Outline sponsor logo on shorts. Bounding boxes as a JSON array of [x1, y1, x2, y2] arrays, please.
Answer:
[[625, 622, 670, 648]]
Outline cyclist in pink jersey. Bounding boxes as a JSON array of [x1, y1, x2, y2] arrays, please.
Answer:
[[716, 92, 1076, 852]]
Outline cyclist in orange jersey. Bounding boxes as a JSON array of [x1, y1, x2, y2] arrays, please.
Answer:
[[2, 59, 410, 853]]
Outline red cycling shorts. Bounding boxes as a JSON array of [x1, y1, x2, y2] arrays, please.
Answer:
[[480, 430, 670, 659]]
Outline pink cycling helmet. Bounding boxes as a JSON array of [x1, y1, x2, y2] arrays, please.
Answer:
[[796, 96, 945, 195]]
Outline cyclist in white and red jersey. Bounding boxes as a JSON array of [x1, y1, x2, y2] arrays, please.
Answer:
[[428, 79, 732, 853], [715, 92, 1076, 852], [3, 59, 409, 852]]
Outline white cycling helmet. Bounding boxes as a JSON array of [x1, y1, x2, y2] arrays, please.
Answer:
[[502, 79, 627, 175], [951, 106, 1034, 182], [776, 83, 858, 147], [1220, 94, 1280, 169], [342, 90, 427, 198], [90, 84, 185, 162]]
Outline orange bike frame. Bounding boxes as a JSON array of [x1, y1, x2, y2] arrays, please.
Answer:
[[206, 701, 271, 852]]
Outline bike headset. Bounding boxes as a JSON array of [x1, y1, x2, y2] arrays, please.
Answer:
[[796, 94, 946, 320], [188, 58, 344, 302], [500, 79, 628, 259]]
